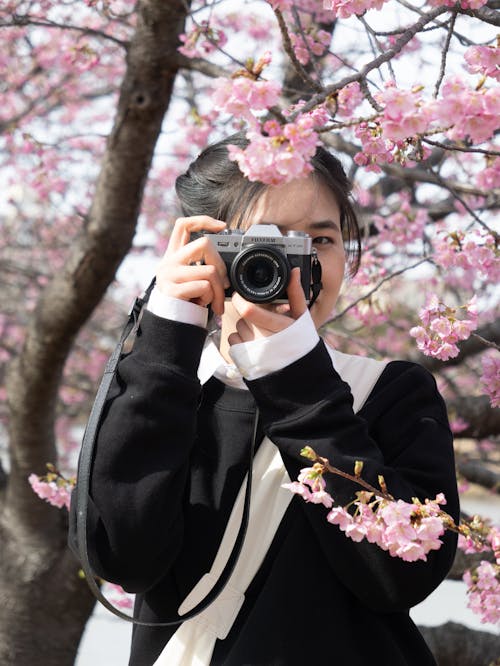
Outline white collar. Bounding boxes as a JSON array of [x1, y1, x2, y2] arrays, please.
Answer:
[[197, 338, 248, 390], [197, 336, 340, 390]]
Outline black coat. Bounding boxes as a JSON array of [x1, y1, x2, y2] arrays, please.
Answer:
[[69, 310, 459, 666]]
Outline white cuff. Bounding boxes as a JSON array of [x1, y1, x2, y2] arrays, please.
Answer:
[[229, 309, 319, 380], [147, 286, 208, 329]]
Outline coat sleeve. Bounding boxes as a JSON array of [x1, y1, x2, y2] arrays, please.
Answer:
[[68, 310, 207, 592], [246, 340, 460, 613]]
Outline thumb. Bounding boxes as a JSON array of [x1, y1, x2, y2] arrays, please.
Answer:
[[287, 267, 307, 320]]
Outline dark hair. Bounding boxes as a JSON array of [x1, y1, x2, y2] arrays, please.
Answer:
[[175, 132, 361, 276]]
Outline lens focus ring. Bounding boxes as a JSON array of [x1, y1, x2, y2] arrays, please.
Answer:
[[230, 246, 290, 303]]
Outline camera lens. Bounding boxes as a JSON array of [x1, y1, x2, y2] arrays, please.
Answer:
[[230, 246, 290, 303]]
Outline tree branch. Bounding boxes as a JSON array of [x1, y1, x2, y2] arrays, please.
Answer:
[[457, 459, 500, 493], [447, 395, 500, 439], [290, 6, 450, 119], [419, 622, 500, 665]]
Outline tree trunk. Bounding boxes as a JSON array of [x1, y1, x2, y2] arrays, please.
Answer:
[[0, 1, 189, 663]]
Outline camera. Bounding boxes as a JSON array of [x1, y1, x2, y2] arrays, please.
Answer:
[[190, 223, 318, 304]]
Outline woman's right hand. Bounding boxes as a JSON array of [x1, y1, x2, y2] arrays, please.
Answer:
[[155, 216, 230, 316]]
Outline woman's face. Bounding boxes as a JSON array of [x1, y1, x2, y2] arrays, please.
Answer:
[[247, 175, 346, 329]]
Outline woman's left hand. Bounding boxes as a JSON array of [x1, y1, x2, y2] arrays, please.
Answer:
[[228, 267, 307, 345]]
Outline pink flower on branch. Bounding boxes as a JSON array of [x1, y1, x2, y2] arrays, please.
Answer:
[[481, 353, 500, 408], [409, 295, 479, 361], [28, 464, 75, 511], [178, 20, 227, 59], [227, 112, 321, 185], [285, 447, 499, 624], [465, 43, 500, 81], [322, 0, 389, 19], [289, 28, 331, 66]]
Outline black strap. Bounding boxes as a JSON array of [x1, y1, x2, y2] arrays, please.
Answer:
[[75, 278, 258, 626], [309, 250, 322, 308]]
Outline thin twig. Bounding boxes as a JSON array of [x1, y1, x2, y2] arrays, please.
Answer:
[[289, 6, 450, 120], [4, 15, 128, 48], [471, 333, 500, 351], [434, 11, 457, 98], [274, 8, 323, 93], [324, 258, 431, 324], [422, 138, 500, 158]]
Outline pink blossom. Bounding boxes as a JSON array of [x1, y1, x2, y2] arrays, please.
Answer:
[[178, 21, 227, 59], [463, 560, 500, 625], [481, 353, 500, 408], [298, 466, 326, 492], [228, 118, 319, 185], [281, 481, 312, 501], [465, 44, 500, 81], [326, 506, 353, 530], [289, 28, 331, 65], [410, 295, 479, 360], [28, 474, 72, 510], [336, 82, 364, 117], [322, 0, 389, 19], [212, 76, 282, 122]]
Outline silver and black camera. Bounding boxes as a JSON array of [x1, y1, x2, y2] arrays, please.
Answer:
[[190, 223, 318, 304]]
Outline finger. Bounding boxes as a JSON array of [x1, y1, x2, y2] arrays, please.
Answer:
[[235, 317, 275, 342], [287, 267, 307, 320], [167, 216, 226, 254], [231, 293, 293, 333], [157, 261, 225, 315], [165, 280, 215, 309], [228, 331, 243, 346], [174, 238, 229, 285]]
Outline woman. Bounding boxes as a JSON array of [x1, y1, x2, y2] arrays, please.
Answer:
[[69, 133, 459, 665]]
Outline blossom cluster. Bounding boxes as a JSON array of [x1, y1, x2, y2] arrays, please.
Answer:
[[373, 194, 428, 246], [322, 0, 388, 19], [459, 522, 500, 625], [283, 463, 447, 562], [102, 582, 134, 610], [433, 228, 500, 283], [285, 450, 500, 624], [436, 76, 499, 144], [481, 353, 500, 409], [221, 97, 325, 184], [409, 295, 478, 361], [28, 465, 74, 510], [212, 73, 281, 124], [178, 20, 227, 59], [375, 82, 432, 143], [464, 562, 500, 625], [289, 28, 331, 65], [354, 77, 498, 172], [464, 43, 500, 81]]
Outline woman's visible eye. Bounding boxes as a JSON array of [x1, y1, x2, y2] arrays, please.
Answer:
[[313, 236, 334, 246]]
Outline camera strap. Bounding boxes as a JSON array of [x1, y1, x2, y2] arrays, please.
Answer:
[[75, 277, 258, 627], [309, 250, 322, 308]]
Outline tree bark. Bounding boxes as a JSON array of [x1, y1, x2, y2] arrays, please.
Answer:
[[419, 622, 500, 666], [0, 1, 189, 663]]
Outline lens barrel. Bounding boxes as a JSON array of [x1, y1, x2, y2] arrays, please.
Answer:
[[230, 246, 290, 303]]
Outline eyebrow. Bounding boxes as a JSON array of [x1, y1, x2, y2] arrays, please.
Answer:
[[267, 220, 342, 234]]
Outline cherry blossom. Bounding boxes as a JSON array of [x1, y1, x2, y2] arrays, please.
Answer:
[[464, 43, 500, 81], [28, 472, 73, 510], [178, 20, 228, 59], [410, 295, 479, 361], [322, 0, 388, 19], [481, 353, 500, 409]]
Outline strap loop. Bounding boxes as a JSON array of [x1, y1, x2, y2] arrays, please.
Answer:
[[74, 277, 258, 627]]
